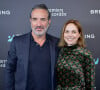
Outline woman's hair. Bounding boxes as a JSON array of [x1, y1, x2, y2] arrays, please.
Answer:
[[58, 19, 86, 47]]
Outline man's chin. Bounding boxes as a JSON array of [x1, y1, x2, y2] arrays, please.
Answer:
[[35, 32, 45, 36]]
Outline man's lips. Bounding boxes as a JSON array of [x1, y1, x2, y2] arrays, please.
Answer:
[[35, 26, 44, 29], [36, 28, 43, 31]]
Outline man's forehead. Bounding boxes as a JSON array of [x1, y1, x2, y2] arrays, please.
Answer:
[[32, 8, 48, 13], [31, 9, 48, 18]]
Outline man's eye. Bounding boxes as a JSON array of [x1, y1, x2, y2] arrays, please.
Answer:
[[31, 18, 37, 21], [41, 18, 47, 21]]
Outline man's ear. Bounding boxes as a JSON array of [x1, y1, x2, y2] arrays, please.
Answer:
[[30, 18, 32, 23], [49, 19, 51, 24]]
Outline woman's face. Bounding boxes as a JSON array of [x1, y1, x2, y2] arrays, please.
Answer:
[[64, 23, 80, 46]]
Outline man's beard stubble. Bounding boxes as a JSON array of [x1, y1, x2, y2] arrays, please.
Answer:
[[31, 25, 49, 36]]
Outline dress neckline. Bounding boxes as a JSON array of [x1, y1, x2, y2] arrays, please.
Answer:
[[64, 44, 78, 50]]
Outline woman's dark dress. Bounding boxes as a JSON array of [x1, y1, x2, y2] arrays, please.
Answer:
[[56, 45, 95, 90]]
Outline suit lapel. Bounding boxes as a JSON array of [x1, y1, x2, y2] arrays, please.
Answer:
[[49, 38, 56, 90], [50, 42, 55, 78]]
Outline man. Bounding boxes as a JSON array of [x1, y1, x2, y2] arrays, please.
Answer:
[[6, 4, 59, 90]]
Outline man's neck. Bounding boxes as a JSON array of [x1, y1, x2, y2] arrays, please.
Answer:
[[32, 32, 46, 47]]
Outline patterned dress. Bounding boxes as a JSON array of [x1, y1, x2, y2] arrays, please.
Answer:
[[56, 45, 95, 90]]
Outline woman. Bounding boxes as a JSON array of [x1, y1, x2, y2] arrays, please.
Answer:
[[56, 19, 95, 90]]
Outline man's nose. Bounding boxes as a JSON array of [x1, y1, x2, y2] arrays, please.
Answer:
[[37, 20, 42, 26]]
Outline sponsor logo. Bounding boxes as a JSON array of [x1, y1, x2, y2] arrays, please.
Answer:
[[48, 8, 67, 16], [0, 59, 7, 68], [84, 34, 95, 39], [0, 10, 10, 15], [90, 10, 100, 15], [8, 35, 15, 42], [94, 58, 99, 65]]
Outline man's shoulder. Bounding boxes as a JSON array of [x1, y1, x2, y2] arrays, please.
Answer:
[[11, 32, 31, 45], [14, 32, 30, 40]]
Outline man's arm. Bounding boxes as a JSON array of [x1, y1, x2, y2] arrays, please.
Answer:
[[5, 37, 17, 90]]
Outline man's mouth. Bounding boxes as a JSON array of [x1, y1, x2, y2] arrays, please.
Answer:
[[35, 26, 44, 29]]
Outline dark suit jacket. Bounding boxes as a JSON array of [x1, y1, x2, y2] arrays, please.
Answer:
[[6, 32, 59, 90]]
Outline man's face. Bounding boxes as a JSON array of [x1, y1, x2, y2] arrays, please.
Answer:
[[30, 8, 51, 36]]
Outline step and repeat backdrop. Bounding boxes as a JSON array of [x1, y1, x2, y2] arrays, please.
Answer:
[[0, 0, 100, 90]]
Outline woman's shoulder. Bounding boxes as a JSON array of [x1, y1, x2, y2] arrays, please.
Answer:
[[75, 47, 93, 57]]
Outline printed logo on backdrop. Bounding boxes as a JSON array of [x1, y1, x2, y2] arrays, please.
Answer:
[[94, 58, 99, 65], [0, 59, 7, 68], [90, 9, 100, 15], [8, 35, 15, 42], [48, 8, 67, 16], [0, 10, 10, 15], [84, 33, 95, 39]]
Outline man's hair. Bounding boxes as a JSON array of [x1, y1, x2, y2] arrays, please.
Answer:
[[30, 4, 51, 20]]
